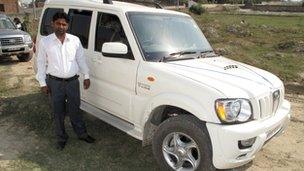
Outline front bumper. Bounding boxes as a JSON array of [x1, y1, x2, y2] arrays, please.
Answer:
[[0, 43, 33, 56], [207, 99, 291, 169]]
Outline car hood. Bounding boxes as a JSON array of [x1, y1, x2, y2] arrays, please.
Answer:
[[164, 56, 283, 98], [0, 29, 28, 37]]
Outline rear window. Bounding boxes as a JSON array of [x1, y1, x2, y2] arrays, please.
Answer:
[[40, 8, 64, 36]]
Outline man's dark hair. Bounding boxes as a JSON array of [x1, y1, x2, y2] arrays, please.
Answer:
[[13, 17, 21, 24], [52, 12, 69, 23]]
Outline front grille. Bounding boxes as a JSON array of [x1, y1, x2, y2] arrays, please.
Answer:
[[259, 95, 272, 118], [259, 90, 281, 119], [2, 48, 25, 53], [0, 37, 24, 46]]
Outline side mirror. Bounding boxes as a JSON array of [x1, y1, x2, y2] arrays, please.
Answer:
[[102, 42, 128, 58]]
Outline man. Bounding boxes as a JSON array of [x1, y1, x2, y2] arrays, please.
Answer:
[[36, 12, 95, 150], [13, 17, 22, 30]]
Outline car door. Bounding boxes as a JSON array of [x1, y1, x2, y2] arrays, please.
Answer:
[[66, 8, 95, 100], [85, 11, 139, 121]]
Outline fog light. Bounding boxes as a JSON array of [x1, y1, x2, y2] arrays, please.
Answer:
[[238, 137, 256, 149], [236, 153, 247, 160]]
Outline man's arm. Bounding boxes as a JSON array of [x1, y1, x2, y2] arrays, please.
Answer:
[[75, 38, 90, 89], [35, 39, 48, 94]]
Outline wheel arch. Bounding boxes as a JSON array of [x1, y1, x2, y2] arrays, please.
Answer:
[[141, 93, 213, 146]]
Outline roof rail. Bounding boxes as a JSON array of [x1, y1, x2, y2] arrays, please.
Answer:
[[104, 0, 113, 4]]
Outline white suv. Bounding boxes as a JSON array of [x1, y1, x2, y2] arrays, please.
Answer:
[[36, 0, 291, 170]]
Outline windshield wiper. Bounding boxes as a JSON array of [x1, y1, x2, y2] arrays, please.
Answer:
[[159, 50, 197, 62], [199, 50, 218, 58]]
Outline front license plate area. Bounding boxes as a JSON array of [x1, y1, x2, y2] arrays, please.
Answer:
[[7, 47, 21, 51]]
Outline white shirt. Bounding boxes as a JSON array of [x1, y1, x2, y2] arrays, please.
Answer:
[[36, 33, 89, 87], [16, 23, 22, 29]]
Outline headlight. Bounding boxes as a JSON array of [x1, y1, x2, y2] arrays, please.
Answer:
[[215, 99, 252, 123], [24, 35, 32, 43]]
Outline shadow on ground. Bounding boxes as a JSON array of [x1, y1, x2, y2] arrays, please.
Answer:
[[0, 56, 20, 66]]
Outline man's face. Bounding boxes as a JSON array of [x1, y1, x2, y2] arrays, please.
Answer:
[[52, 18, 68, 36]]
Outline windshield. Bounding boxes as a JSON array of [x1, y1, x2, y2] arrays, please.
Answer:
[[128, 12, 213, 62], [0, 17, 16, 29]]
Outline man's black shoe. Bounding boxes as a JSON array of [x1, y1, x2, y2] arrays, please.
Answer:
[[56, 141, 66, 150], [79, 135, 95, 143]]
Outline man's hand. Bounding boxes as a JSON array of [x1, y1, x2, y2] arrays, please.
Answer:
[[83, 79, 90, 89], [41, 86, 49, 94]]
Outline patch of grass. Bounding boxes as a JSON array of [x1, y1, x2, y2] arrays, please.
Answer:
[[190, 12, 304, 83], [1, 98, 158, 170], [0, 88, 158, 170], [0, 58, 158, 170], [0, 160, 42, 170]]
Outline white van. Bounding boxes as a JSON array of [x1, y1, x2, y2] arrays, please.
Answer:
[[36, 0, 291, 170]]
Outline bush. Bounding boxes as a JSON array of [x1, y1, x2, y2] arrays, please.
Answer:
[[189, 4, 205, 15], [197, 0, 208, 4], [180, 0, 188, 4]]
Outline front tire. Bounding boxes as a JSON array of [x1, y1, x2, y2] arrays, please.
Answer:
[[152, 115, 215, 171], [17, 53, 32, 62]]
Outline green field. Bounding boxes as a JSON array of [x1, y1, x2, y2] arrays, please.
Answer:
[[0, 12, 303, 170], [190, 12, 304, 84]]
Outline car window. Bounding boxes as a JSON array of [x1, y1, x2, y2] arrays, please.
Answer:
[[68, 9, 92, 49], [128, 12, 213, 62], [0, 17, 15, 29], [40, 8, 64, 36], [95, 12, 133, 59]]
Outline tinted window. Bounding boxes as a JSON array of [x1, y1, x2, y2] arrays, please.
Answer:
[[0, 5, 4, 12], [68, 9, 92, 49], [40, 8, 64, 36], [95, 13, 133, 59]]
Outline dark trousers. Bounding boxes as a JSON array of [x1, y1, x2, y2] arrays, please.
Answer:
[[47, 77, 87, 142]]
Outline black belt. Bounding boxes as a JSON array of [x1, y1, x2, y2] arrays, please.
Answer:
[[47, 74, 79, 82]]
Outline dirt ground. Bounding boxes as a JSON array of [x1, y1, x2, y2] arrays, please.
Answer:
[[0, 57, 303, 170]]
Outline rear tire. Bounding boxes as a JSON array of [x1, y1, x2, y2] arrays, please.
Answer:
[[17, 53, 32, 62], [152, 115, 215, 171]]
